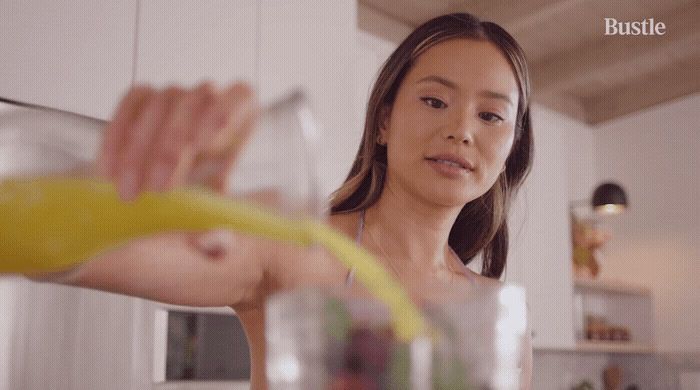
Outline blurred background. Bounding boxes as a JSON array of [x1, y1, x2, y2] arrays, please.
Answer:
[[0, 1, 698, 389]]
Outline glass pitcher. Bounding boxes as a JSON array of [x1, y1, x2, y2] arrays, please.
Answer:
[[0, 91, 325, 275]]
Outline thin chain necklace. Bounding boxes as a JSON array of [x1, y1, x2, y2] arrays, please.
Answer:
[[364, 223, 403, 279], [363, 214, 458, 285]]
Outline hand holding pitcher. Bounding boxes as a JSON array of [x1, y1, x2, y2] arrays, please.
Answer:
[[98, 82, 259, 200]]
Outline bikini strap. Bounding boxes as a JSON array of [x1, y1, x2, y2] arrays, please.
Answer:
[[448, 246, 477, 285], [346, 210, 475, 287], [355, 208, 365, 244], [344, 209, 365, 287]]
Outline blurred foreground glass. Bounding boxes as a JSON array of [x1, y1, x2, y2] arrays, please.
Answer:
[[425, 284, 528, 389], [225, 91, 324, 218], [0, 91, 325, 274], [265, 284, 527, 390]]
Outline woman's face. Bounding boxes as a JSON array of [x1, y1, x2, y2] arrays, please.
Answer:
[[380, 38, 519, 207]]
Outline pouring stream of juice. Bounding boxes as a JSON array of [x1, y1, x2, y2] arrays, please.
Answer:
[[0, 177, 426, 341]]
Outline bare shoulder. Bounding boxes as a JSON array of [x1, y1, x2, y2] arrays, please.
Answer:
[[326, 210, 362, 237]]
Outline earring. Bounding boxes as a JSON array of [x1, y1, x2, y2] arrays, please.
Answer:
[[377, 134, 386, 146]]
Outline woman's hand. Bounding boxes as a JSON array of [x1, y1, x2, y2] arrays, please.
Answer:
[[98, 82, 259, 201], [27, 82, 304, 309]]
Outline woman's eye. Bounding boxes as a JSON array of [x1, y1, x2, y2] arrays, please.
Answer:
[[420, 97, 447, 109], [479, 112, 504, 123]]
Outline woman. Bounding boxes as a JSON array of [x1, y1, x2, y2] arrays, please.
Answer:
[[49, 13, 534, 389]]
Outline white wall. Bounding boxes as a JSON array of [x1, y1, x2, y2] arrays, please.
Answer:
[[516, 103, 595, 346], [0, 278, 19, 390], [592, 93, 700, 353], [0, 103, 15, 390]]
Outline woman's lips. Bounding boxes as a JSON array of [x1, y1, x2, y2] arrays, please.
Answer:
[[426, 158, 472, 179], [426, 154, 474, 170]]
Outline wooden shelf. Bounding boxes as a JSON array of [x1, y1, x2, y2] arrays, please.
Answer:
[[573, 277, 652, 296], [575, 340, 655, 354]]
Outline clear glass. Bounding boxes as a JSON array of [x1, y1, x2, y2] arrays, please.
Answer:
[[425, 283, 528, 390], [225, 90, 324, 219], [265, 288, 434, 390], [265, 284, 528, 390], [0, 91, 325, 274]]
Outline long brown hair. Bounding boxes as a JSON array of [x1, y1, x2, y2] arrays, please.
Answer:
[[330, 13, 533, 279]]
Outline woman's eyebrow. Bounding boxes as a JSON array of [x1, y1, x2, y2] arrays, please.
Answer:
[[416, 75, 459, 90], [479, 90, 514, 107], [416, 75, 514, 107]]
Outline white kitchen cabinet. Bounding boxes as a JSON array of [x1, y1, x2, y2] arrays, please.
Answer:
[[0, 99, 156, 390], [134, 0, 256, 87], [0, 0, 357, 197], [5, 280, 156, 389], [257, 0, 358, 197], [0, 0, 137, 120], [135, 0, 358, 197]]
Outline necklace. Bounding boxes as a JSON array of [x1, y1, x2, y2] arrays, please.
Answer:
[[364, 224, 403, 279], [363, 219, 459, 285]]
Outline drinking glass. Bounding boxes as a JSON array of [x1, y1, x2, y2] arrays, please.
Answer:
[[0, 90, 325, 274], [265, 284, 528, 390], [426, 283, 528, 389], [265, 288, 439, 390]]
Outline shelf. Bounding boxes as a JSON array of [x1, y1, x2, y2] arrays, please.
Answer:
[[575, 340, 656, 354], [154, 381, 250, 390], [155, 303, 236, 316], [573, 277, 652, 296]]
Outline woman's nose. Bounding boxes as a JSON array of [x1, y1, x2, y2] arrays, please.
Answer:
[[444, 114, 475, 145]]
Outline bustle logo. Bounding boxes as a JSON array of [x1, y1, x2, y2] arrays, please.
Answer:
[[604, 18, 666, 36]]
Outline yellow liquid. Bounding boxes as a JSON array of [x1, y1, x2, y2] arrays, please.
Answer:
[[0, 177, 425, 340]]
